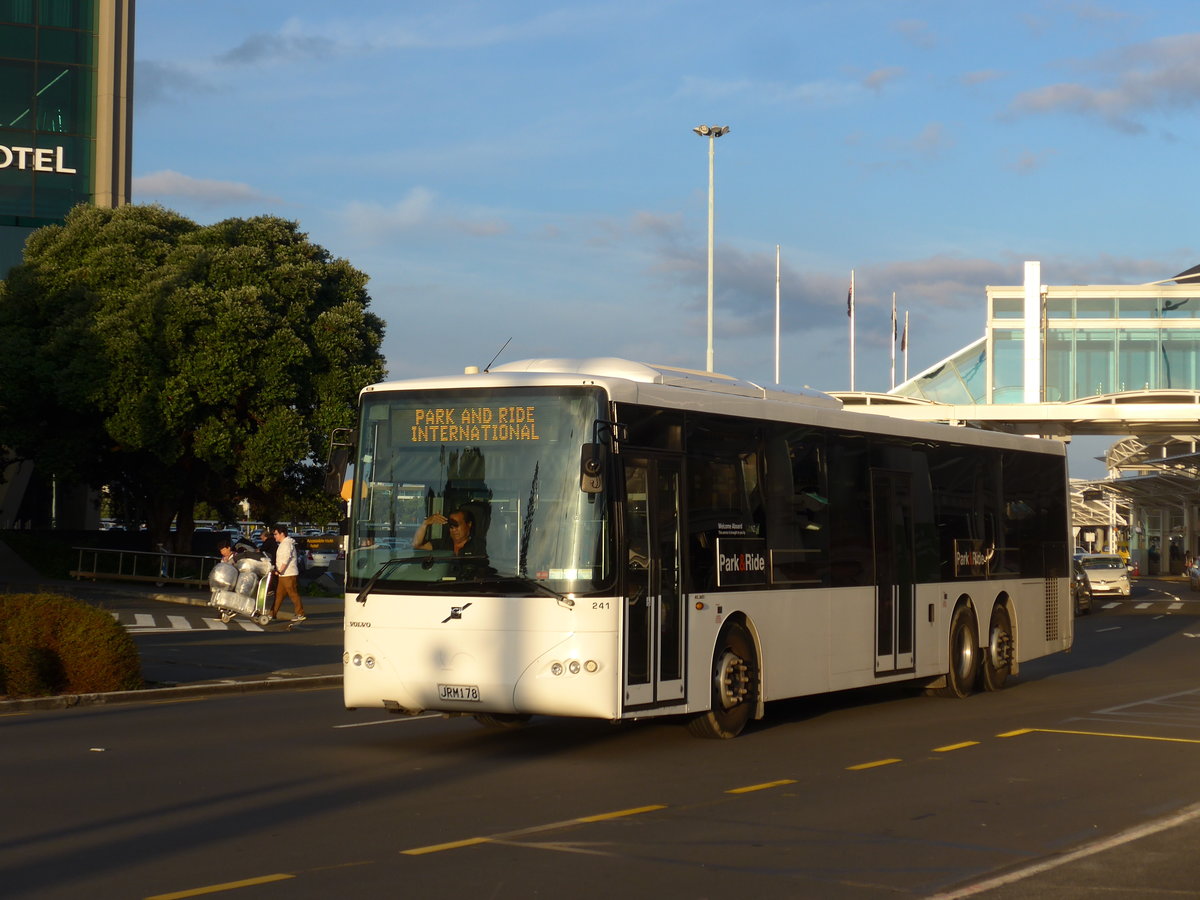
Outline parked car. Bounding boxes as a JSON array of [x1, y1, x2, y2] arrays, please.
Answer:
[[1072, 559, 1092, 615], [1077, 553, 1132, 598], [1188, 562, 1200, 592]]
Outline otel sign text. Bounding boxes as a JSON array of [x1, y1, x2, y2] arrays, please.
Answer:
[[0, 145, 76, 174]]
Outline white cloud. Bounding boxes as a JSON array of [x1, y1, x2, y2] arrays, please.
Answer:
[[1006, 32, 1200, 132], [862, 66, 906, 94], [675, 75, 864, 107], [337, 187, 510, 243], [133, 170, 279, 205]]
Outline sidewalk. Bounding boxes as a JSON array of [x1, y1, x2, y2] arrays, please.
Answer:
[[0, 537, 344, 711]]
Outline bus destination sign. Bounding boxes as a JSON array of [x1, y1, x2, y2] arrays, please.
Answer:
[[408, 406, 540, 443]]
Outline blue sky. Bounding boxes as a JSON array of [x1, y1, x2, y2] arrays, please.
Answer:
[[133, 1, 1199, 473]]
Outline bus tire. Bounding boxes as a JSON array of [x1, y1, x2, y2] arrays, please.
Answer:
[[474, 713, 532, 730], [980, 604, 1013, 692], [687, 621, 758, 739], [933, 604, 979, 698]]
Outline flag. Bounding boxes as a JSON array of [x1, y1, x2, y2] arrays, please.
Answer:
[[891, 292, 897, 342], [847, 272, 854, 318], [901, 315, 908, 351]]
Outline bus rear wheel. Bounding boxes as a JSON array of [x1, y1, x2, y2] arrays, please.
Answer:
[[980, 604, 1013, 692], [933, 604, 979, 698], [687, 621, 757, 739]]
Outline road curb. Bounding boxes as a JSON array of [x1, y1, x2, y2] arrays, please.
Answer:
[[0, 673, 344, 712]]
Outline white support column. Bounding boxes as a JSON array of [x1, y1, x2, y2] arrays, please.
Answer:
[[1023, 260, 1042, 404]]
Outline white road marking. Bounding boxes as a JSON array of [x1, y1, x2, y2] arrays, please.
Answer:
[[333, 713, 442, 728], [929, 801, 1200, 899]]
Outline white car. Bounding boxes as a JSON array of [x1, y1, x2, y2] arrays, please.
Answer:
[[1077, 553, 1131, 597]]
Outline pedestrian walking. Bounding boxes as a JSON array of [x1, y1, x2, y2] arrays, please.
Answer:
[[258, 529, 278, 566], [269, 525, 306, 622]]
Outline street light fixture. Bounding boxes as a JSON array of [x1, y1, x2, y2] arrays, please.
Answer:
[[693, 124, 729, 373]]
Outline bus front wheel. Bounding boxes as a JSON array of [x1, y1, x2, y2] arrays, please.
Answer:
[[688, 621, 758, 739], [934, 604, 979, 698]]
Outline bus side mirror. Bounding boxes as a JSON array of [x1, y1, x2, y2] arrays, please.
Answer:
[[580, 443, 604, 494], [323, 428, 354, 497]]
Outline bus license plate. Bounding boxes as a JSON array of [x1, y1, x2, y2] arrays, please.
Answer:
[[438, 683, 480, 702]]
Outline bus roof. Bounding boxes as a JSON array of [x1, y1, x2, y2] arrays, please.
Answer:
[[363, 357, 843, 408], [360, 357, 1065, 457]]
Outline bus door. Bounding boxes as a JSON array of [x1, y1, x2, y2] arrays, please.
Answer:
[[622, 455, 686, 708], [872, 469, 916, 674]]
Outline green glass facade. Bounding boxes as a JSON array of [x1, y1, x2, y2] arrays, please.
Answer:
[[0, 0, 97, 230]]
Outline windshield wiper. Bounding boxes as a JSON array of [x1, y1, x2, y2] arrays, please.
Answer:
[[354, 554, 452, 603], [354, 556, 575, 609], [461, 573, 576, 608]]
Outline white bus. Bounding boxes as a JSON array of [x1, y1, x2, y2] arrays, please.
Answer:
[[342, 358, 1072, 738]]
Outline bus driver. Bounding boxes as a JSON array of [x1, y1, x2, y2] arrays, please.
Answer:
[[414, 508, 483, 556]]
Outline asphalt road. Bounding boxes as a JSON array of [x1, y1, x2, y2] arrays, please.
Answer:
[[4, 576, 1200, 898]]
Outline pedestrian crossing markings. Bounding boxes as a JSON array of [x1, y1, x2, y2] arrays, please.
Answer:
[[112, 612, 264, 633]]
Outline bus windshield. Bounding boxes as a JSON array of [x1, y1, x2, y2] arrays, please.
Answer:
[[347, 385, 612, 596]]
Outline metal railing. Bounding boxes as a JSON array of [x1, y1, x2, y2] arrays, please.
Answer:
[[71, 547, 218, 589]]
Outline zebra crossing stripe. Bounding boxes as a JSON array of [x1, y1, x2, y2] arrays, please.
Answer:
[[119, 613, 265, 633]]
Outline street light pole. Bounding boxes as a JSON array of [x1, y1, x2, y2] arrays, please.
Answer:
[[693, 124, 729, 373]]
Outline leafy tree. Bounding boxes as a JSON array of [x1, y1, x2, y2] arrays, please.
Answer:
[[0, 204, 386, 549]]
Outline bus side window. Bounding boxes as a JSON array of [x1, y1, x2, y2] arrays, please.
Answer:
[[772, 428, 830, 586]]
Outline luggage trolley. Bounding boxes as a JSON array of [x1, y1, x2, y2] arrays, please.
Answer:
[[208, 553, 275, 626]]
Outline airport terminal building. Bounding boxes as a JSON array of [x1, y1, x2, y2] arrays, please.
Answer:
[[0, 0, 133, 527], [842, 261, 1200, 576]]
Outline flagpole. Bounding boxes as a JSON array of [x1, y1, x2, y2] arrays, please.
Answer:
[[890, 291, 897, 390], [903, 310, 909, 382], [848, 269, 855, 390], [774, 244, 781, 385]]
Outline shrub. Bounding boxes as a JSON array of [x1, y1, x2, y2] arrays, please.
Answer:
[[0, 593, 142, 697]]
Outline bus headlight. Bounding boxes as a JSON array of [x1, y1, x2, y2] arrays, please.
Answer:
[[551, 662, 563, 676], [568, 660, 581, 675], [584, 659, 599, 673], [365, 656, 376, 669]]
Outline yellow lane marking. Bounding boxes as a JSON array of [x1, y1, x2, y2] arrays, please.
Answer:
[[1004, 727, 1200, 745], [144, 872, 293, 899], [402, 836, 491, 856], [847, 758, 901, 770], [401, 805, 668, 855], [571, 805, 667, 824], [726, 779, 798, 794], [997, 728, 1033, 737], [933, 741, 979, 752]]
